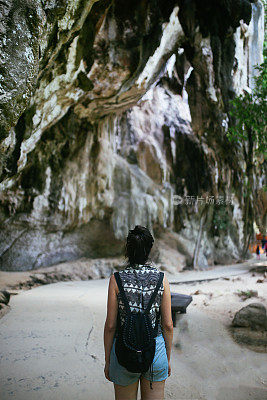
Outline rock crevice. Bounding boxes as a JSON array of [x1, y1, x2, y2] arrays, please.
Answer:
[[0, 0, 265, 271]]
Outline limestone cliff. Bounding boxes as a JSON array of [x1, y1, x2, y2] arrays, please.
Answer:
[[0, 0, 265, 271]]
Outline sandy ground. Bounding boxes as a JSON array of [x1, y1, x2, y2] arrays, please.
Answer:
[[0, 257, 266, 400]]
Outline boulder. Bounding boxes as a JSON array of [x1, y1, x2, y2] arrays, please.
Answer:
[[0, 290, 10, 305], [232, 303, 267, 331]]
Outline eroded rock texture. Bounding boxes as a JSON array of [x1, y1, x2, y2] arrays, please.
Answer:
[[0, 0, 265, 271]]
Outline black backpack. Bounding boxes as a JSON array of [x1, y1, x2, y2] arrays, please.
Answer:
[[114, 271, 164, 389]]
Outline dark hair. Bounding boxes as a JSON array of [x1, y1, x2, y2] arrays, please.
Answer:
[[125, 225, 154, 267]]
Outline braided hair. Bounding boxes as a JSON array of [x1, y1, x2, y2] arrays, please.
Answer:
[[125, 225, 154, 267]]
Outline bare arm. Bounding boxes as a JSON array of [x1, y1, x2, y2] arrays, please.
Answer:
[[104, 274, 118, 365], [160, 275, 173, 362]]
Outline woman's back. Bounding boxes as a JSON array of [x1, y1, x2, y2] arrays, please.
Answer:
[[104, 225, 173, 399], [115, 263, 164, 338]]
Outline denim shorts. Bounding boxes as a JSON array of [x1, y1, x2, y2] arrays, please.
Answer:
[[109, 333, 168, 386]]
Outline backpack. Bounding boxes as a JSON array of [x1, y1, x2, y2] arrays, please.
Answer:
[[114, 271, 164, 389]]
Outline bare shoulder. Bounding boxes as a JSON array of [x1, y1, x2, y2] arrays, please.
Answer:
[[110, 273, 119, 295], [162, 274, 170, 291]]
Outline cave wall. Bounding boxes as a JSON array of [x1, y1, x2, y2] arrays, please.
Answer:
[[0, 0, 265, 271]]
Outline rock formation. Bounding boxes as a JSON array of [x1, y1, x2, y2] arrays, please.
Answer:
[[0, 0, 265, 271]]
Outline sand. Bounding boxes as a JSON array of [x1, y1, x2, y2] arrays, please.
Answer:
[[0, 258, 266, 399]]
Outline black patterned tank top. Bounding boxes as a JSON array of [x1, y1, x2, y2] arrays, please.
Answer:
[[114, 263, 164, 338]]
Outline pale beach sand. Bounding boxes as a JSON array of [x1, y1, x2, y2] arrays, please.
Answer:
[[0, 258, 266, 399]]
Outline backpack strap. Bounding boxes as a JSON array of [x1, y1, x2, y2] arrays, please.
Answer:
[[144, 272, 164, 314], [114, 272, 131, 314]]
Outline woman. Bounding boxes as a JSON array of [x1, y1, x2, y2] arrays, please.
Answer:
[[256, 244, 260, 260], [104, 225, 173, 400]]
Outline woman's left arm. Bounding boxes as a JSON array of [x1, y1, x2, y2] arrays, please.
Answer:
[[104, 274, 118, 377]]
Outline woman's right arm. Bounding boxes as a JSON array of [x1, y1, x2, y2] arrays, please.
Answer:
[[160, 275, 173, 374]]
